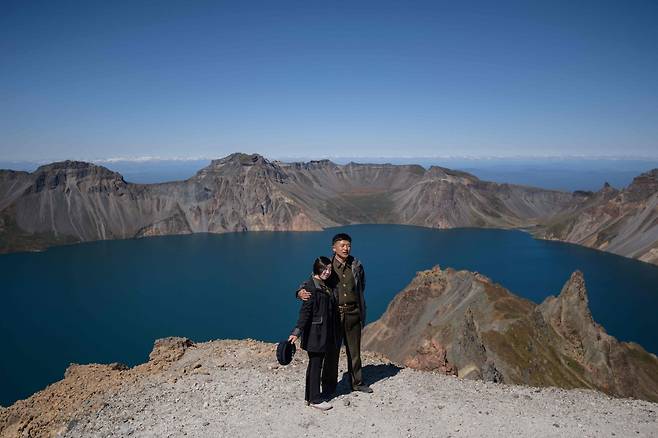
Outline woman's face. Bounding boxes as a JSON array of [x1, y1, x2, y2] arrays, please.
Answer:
[[319, 264, 332, 280]]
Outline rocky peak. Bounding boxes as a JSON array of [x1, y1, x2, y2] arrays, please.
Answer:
[[34, 161, 119, 177], [625, 168, 658, 201], [425, 166, 449, 178], [0, 169, 31, 181], [307, 159, 334, 167], [212, 153, 267, 167], [35, 160, 94, 172], [536, 270, 599, 345], [424, 166, 479, 184], [27, 161, 125, 194], [561, 270, 588, 299], [365, 266, 658, 402], [284, 159, 338, 171], [540, 270, 589, 313], [589, 181, 619, 201], [198, 153, 288, 182], [203, 153, 262, 169]]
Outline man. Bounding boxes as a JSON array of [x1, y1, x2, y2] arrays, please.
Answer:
[[297, 232, 373, 395]]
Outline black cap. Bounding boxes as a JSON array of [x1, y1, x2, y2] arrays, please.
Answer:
[[332, 233, 352, 244], [276, 340, 296, 365]]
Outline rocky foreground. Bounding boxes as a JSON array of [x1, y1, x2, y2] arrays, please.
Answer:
[[0, 338, 657, 438]]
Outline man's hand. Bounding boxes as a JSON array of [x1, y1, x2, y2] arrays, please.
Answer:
[[297, 288, 311, 301], [288, 334, 298, 343]]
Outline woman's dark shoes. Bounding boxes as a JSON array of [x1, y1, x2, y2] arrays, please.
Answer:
[[352, 384, 373, 393]]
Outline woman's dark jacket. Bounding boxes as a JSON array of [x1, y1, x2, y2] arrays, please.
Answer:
[[295, 255, 367, 328], [290, 276, 341, 353]]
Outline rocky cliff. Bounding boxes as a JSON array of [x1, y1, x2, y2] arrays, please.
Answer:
[[3, 154, 657, 267], [532, 169, 658, 265], [0, 153, 582, 254], [362, 266, 658, 402], [1, 338, 656, 438], [0, 154, 329, 253]]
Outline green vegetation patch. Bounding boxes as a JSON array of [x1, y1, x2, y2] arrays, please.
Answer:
[[481, 317, 591, 389], [0, 205, 78, 254], [483, 283, 533, 320], [320, 191, 398, 224]]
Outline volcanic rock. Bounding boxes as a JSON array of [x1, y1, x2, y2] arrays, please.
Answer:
[[533, 168, 658, 265], [362, 266, 658, 402], [0, 153, 581, 254]]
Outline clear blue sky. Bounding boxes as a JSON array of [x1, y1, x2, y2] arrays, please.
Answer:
[[1, 0, 657, 161]]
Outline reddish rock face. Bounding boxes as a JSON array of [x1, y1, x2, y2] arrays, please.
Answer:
[[363, 266, 658, 402], [149, 337, 195, 364], [403, 338, 457, 375]]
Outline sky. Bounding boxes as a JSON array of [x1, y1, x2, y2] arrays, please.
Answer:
[[1, 0, 658, 161]]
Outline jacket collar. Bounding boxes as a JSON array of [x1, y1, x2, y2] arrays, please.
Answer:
[[311, 275, 332, 295], [332, 254, 354, 269]]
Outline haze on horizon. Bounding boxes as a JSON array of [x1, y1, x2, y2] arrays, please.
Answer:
[[2, 0, 657, 161]]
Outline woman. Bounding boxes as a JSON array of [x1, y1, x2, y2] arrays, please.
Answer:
[[288, 256, 341, 411]]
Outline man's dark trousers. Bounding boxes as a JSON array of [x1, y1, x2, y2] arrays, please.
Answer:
[[321, 305, 362, 392]]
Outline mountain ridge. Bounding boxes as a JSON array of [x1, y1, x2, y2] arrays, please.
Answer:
[[0, 152, 581, 250], [362, 266, 658, 402], [2, 152, 657, 265], [532, 168, 658, 265]]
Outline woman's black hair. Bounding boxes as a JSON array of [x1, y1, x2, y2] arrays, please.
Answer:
[[313, 256, 332, 275]]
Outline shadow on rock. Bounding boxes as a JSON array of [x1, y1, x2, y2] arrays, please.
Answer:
[[329, 363, 403, 399], [363, 363, 402, 386]]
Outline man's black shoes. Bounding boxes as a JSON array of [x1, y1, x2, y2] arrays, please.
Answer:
[[352, 385, 373, 393]]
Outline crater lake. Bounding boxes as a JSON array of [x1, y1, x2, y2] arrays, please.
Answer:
[[1, 224, 657, 406]]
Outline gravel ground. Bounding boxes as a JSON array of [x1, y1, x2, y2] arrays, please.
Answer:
[[57, 339, 657, 438]]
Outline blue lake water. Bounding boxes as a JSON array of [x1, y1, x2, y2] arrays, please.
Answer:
[[1, 224, 658, 406]]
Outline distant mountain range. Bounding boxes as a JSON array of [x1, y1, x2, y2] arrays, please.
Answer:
[[363, 266, 658, 402], [1, 152, 657, 265]]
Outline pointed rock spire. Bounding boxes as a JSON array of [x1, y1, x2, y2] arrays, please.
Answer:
[[537, 270, 606, 352]]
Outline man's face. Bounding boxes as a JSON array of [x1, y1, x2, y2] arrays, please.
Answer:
[[332, 239, 351, 259]]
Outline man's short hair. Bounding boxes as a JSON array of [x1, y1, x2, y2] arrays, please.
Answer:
[[332, 233, 352, 244]]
